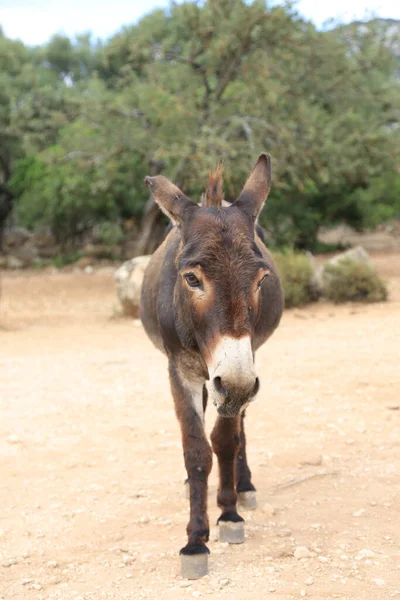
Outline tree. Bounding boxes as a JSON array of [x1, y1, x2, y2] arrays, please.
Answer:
[[2, 3, 400, 252]]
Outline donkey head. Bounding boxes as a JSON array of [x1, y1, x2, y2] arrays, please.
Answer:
[[145, 154, 272, 417]]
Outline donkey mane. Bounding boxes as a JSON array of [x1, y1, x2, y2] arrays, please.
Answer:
[[201, 163, 224, 208]]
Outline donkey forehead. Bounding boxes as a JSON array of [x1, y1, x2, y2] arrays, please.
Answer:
[[179, 208, 266, 275]]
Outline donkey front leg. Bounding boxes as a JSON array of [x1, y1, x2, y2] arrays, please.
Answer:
[[170, 365, 212, 579], [210, 416, 245, 544], [236, 412, 257, 510]]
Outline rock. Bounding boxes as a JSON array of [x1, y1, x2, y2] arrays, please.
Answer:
[[277, 528, 292, 537], [327, 246, 371, 267], [115, 255, 152, 318], [32, 226, 56, 248], [353, 509, 366, 517], [317, 246, 372, 290], [2, 557, 17, 567], [357, 549, 375, 559], [47, 560, 58, 568], [37, 245, 60, 259], [123, 555, 136, 565], [84, 243, 121, 260], [262, 503, 276, 516], [276, 544, 294, 558], [21, 578, 34, 585], [3, 227, 32, 249], [31, 583, 42, 590], [294, 547, 312, 559], [305, 576, 314, 585], [12, 242, 39, 265], [318, 556, 329, 563], [372, 578, 385, 586], [6, 255, 24, 269], [75, 256, 93, 269], [299, 454, 323, 467]]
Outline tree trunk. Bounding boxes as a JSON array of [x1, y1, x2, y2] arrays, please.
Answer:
[[0, 185, 14, 252], [134, 197, 167, 256]]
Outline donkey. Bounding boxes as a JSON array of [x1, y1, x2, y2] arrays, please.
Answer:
[[140, 153, 283, 578]]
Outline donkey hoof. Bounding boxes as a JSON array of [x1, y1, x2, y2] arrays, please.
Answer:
[[238, 490, 257, 510], [180, 553, 208, 579], [218, 520, 245, 544]]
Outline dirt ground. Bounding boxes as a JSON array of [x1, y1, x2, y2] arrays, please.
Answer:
[[1, 253, 399, 600]]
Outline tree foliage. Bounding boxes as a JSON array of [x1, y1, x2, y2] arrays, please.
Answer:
[[1, 3, 400, 250]]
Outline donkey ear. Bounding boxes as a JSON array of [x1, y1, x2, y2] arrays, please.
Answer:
[[233, 153, 272, 221], [144, 175, 198, 226]]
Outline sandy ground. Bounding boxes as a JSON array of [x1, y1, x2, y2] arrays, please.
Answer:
[[1, 253, 399, 600]]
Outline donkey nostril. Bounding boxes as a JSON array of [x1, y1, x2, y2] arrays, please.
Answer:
[[213, 376, 227, 398], [251, 377, 260, 398]]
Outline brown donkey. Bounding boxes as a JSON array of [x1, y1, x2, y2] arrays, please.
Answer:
[[140, 154, 283, 578]]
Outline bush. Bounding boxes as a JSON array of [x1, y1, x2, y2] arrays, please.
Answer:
[[322, 260, 388, 303], [273, 252, 317, 309], [94, 222, 124, 246]]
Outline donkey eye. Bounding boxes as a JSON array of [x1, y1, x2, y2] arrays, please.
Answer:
[[184, 273, 201, 288], [257, 273, 268, 288]]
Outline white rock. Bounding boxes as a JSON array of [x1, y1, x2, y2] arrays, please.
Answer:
[[300, 591, 306, 597], [372, 578, 385, 586], [123, 555, 136, 565], [114, 255, 151, 317], [31, 584, 42, 590], [262, 503, 276, 516], [358, 549, 375, 558], [305, 576, 314, 585], [294, 546, 311, 559], [353, 509, 366, 517], [47, 560, 58, 568], [21, 579, 34, 585], [318, 556, 329, 563], [2, 558, 17, 567], [317, 246, 372, 292]]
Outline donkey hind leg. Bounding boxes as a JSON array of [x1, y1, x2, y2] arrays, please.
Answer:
[[183, 385, 208, 500], [235, 412, 257, 510], [170, 367, 212, 579], [210, 416, 245, 544]]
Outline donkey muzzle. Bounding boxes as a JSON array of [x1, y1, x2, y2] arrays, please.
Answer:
[[213, 375, 259, 418], [207, 336, 259, 418]]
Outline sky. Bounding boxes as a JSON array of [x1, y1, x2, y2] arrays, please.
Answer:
[[1, 0, 400, 46]]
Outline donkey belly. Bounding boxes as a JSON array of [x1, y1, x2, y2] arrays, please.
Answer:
[[139, 244, 167, 355], [253, 236, 284, 351]]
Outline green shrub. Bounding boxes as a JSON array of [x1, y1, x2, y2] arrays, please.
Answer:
[[52, 252, 82, 268], [322, 260, 388, 303], [94, 222, 124, 246], [273, 252, 317, 309]]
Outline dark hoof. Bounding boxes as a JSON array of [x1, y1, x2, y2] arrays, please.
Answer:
[[218, 520, 245, 544], [238, 490, 257, 510], [179, 543, 210, 579]]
